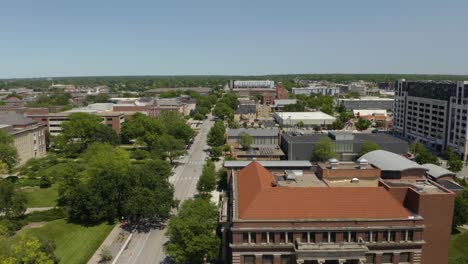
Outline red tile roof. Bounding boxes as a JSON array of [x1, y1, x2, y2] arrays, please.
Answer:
[[236, 161, 412, 220]]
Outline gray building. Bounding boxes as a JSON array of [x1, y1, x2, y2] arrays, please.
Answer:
[[292, 87, 340, 96], [394, 79, 468, 160], [337, 97, 394, 110], [281, 131, 408, 161], [227, 128, 280, 145]]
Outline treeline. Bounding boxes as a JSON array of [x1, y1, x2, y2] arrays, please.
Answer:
[[3, 74, 468, 91]]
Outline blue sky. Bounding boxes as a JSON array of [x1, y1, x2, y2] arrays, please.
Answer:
[[1, 0, 467, 78]]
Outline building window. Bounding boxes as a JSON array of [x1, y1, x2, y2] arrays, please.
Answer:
[[250, 232, 256, 244], [400, 231, 406, 242], [301, 232, 308, 243], [346, 231, 357, 242], [408, 230, 414, 241], [270, 233, 275, 243], [365, 254, 375, 264], [262, 255, 273, 264], [243, 233, 249, 243], [286, 232, 293, 243], [280, 232, 286, 243], [261, 232, 267, 243], [281, 255, 292, 264], [400, 253, 410, 262], [382, 253, 393, 263], [365, 231, 375, 242], [329, 232, 336, 243], [310, 232, 315, 243], [244, 255, 255, 264], [387, 231, 395, 242]]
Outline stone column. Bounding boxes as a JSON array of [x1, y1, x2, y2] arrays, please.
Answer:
[[392, 253, 400, 264], [273, 254, 281, 264], [375, 253, 383, 264], [255, 254, 262, 264]]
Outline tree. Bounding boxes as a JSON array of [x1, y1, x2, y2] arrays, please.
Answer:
[[212, 102, 234, 120], [122, 160, 174, 224], [360, 140, 380, 156], [0, 235, 56, 264], [297, 121, 305, 128], [312, 137, 336, 161], [159, 111, 195, 144], [238, 132, 253, 150], [448, 158, 464, 173], [452, 195, 468, 232], [153, 134, 186, 164], [207, 120, 225, 147], [0, 179, 26, 219], [196, 161, 217, 195], [414, 148, 440, 165], [165, 198, 220, 264], [210, 146, 222, 161], [120, 112, 166, 146], [54, 112, 119, 156], [0, 130, 18, 172], [355, 118, 372, 131]]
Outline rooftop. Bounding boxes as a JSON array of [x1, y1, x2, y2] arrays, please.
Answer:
[[339, 97, 394, 101], [421, 163, 456, 179], [274, 111, 336, 120], [359, 150, 427, 172], [282, 132, 407, 145], [0, 112, 37, 126], [236, 162, 413, 220], [235, 104, 256, 115], [224, 160, 312, 168], [227, 127, 279, 137]]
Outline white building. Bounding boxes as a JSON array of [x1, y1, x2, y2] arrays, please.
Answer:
[[273, 112, 336, 127], [292, 87, 340, 96]]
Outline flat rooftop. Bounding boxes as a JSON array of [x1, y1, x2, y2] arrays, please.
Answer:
[[273, 171, 327, 188], [275, 111, 336, 120]]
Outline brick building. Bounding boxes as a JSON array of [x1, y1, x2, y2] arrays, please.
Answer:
[[222, 154, 455, 264]]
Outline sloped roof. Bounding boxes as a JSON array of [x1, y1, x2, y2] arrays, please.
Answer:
[[359, 150, 427, 172], [421, 163, 456, 179], [236, 161, 412, 220], [0, 112, 36, 126]]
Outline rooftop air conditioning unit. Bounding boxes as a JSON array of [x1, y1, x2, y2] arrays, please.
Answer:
[[329, 158, 339, 169]]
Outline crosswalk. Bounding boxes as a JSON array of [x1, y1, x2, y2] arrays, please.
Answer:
[[177, 161, 205, 165], [169, 176, 199, 184]]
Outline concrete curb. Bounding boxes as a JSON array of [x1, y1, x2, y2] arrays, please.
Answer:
[[87, 224, 119, 264], [111, 233, 133, 264]]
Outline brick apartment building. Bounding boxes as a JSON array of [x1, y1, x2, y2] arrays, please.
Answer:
[[222, 153, 455, 264]]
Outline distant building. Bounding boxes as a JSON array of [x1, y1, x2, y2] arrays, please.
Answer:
[[148, 97, 196, 117], [393, 79, 468, 160], [292, 87, 340, 96], [227, 128, 280, 146], [229, 80, 276, 105], [27, 110, 124, 136], [281, 131, 408, 161], [145, 87, 212, 96], [271, 99, 297, 111], [274, 112, 336, 128], [0, 113, 47, 165], [234, 104, 257, 124], [337, 97, 394, 111]]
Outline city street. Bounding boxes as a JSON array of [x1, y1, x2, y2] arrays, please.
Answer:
[[114, 115, 215, 264]]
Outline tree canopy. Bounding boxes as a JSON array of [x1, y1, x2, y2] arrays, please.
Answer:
[[238, 132, 253, 150], [165, 198, 220, 264], [312, 137, 336, 161], [360, 140, 380, 156], [0, 180, 27, 219], [0, 130, 18, 171], [196, 161, 217, 195], [207, 120, 226, 147], [54, 112, 119, 156], [355, 118, 372, 131]]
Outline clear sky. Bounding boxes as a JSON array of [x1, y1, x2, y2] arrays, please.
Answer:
[[1, 0, 468, 78]]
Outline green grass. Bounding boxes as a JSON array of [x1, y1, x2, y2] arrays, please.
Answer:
[[19, 219, 115, 264], [449, 228, 468, 263], [23, 184, 59, 208]]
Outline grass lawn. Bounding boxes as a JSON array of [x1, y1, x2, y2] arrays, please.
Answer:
[[23, 184, 59, 208], [19, 219, 115, 264], [449, 228, 468, 263]]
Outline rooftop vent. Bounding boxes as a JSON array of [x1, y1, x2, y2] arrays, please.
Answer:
[[359, 158, 369, 169], [351, 178, 359, 183], [329, 158, 339, 169]]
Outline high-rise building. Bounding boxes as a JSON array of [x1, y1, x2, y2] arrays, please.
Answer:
[[394, 79, 468, 160]]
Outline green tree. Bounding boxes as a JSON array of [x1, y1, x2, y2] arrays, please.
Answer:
[[123, 160, 174, 224], [238, 132, 253, 150], [360, 140, 380, 156], [196, 161, 217, 195], [0, 130, 18, 172], [0, 180, 26, 219], [452, 195, 468, 232], [448, 158, 464, 173], [0, 235, 56, 264], [355, 118, 372, 131], [54, 113, 119, 156], [212, 102, 234, 120], [210, 146, 222, 161], [120, 112, 166, 146], [414, 148, 440, 165], [165, 198, 220, 264], [152, 134, 186, 164], [159, 111, 195, 144], [312, 137, 336, 161], [207, 120, 225, 147]]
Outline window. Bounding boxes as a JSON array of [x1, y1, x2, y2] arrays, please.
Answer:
[[287, 232, 293, 243], [346, 231, 356, 242], [329, 232, 336, 243], [400, 253, 410, 262], [244, 255, 255, 264], [310, 232, 315, 243], [250, 233, 256, 243], [400, 231, 406, 241], [322, 232, 328, 242], [270, 233, 275, 243], [365, 254, 375, 264], [280, 232, 286, 243], [281, 255, 292, 264], [262, 255, 273, 264], [382, 253, 393, 263], [408, 230, 414, 241], [243, 233, 249, 243], [387, 231, 395, 242], [301, 232, 308, 243], [261, 232, 267, 243]]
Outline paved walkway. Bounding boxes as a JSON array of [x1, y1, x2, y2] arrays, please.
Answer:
[[87, 223, 130, 264]]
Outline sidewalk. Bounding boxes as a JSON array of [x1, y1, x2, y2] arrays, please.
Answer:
[[87, 224, 130, 264]]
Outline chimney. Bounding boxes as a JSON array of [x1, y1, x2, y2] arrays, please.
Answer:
[[329, 158, 339, 169], [359, 158, 369, 169]]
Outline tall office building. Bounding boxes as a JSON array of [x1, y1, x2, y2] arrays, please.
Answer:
[[394, 79, 468, 160]]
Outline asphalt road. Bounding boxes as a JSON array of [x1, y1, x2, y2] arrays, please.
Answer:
[[115, 116, 215, 264]]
